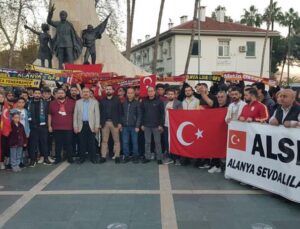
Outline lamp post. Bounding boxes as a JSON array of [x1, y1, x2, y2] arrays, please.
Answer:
[[197, 0, 201, 78]]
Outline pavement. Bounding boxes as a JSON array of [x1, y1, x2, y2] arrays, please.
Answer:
[[0, 161, 299, 229]]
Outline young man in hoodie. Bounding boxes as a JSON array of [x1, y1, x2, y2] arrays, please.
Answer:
[[141, 87, 164, 164]]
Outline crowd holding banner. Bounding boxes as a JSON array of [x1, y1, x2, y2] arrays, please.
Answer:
[[0, 64, 300, 203]]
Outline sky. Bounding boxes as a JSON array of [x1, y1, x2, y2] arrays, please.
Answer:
[[131, 0, 300, 44]]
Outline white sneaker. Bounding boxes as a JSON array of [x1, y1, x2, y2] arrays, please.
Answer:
[[208, 166, 221, 174], [150, 153, 155, 160], [163, 158, 174, 165], [47, 157, 55, 163], [0, 162, 5, 170], [37, 157, 44, 164]]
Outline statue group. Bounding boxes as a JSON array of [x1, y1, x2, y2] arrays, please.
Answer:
[[24, 4, 110, 69]]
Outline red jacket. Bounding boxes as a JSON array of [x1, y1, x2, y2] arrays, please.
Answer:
[[8, 122, 27, 148], [240, 100, 269, 122]]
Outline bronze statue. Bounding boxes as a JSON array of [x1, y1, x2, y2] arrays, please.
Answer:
[[81, 14, 110, 64], [24, 24, 53, 68], [47, 4, 83, 69]]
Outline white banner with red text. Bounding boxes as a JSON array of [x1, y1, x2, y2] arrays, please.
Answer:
[[225, 121, 300, 203]]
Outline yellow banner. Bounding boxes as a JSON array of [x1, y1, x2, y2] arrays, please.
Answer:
[[0, 76, 40, 88], [25, 64, 79, 75]]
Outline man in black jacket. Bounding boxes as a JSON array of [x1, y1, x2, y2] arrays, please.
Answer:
[[99, 85, 122, 163], [28, 88, 51, 167], [269, 89, 300, 128], [121, 88, 142, 163], [141, 87, 164, 164]]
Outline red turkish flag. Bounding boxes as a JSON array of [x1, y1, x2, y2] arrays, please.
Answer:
[[228, 130, 247, 151], [140, 75, 157, 97], [169, 109, 228, 158]]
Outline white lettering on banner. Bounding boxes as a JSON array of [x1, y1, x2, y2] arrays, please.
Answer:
[[225, 121, 300, 203]]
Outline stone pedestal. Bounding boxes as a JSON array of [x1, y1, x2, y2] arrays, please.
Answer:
[[50, 0, 147, 76]]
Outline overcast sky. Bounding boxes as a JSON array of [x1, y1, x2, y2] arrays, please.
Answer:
[[131, 0, 300, 44]]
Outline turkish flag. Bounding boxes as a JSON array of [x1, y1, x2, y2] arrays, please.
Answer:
[[140, 75, 157, 97], [228, 129, 247, 151], [169, 109, 228, 158]]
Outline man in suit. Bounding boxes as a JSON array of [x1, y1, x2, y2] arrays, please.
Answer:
[[163, 88, 183, 165], [73, 87, 100, 163]]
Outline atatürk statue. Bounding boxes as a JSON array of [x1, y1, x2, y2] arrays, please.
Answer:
[[24, 24, 53, 68], [47, 4, 83, 69], [81, 14, 110, 64]]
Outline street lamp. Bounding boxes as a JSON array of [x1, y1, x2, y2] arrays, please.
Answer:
[[197, 0, 201, 76]]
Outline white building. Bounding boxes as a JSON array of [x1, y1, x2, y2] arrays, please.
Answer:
[[130, 8, 280, 78]]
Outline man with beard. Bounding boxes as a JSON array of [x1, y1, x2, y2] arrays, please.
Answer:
[[48, 88, 75, 164], [225, 87, 246, 124], [99, 85, 122, 164], [182, 86, 200, 110], [239, 87, 269, 123], [28, 89, 51, 167], [163, 88, 182, 165], [69, 86, 81, 101]]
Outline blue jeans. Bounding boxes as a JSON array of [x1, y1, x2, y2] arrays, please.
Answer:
[[10, 147, 23, 169], [122, 127, 139, 157]]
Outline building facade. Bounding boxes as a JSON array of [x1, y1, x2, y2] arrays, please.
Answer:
[[130, 10, 280, 78]]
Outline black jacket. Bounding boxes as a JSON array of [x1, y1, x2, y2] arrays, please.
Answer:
[[121, 99, 142, 128], [274, 103, 300, 124], [141, 97, 164, 128], [100, 96, 122, 127]]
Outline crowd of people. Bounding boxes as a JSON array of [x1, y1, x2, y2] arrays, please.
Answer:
[[0, 80, 299, 173]]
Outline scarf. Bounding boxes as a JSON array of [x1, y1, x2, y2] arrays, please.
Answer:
[[28, 99, 46, 126]]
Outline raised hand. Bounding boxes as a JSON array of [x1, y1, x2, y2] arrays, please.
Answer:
[[49, 4, 56, 13]]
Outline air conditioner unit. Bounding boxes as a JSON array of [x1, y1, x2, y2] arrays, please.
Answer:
[[239, 46, 246, 53]]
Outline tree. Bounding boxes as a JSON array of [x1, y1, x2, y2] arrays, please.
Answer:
[[211, 5, 233, 23], [261, 1, 282, 77], [125, 0, 136, 59], [279, 8, 299, 85], [96, 0, 125, 49], [184, 0, 199, 74], [0, 0, 36, 68], [240, 5, 262, 27], [260, 0, 273, 77], [271, 36, 287, 84], [152, 0, 165, 74]]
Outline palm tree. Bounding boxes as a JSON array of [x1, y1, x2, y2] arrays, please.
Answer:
[[240, 5, 262, 27], [260, 0, 274, 77], [152, 0, 165, 74], [261, 1, 282, 77], [279, 8, 299, 86]]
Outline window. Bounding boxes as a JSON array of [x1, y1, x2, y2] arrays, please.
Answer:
[[218, 40, 230, 57], [246, 41, 256, 57], [192, 40, 201, 56]]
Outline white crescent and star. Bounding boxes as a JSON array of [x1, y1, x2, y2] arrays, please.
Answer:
[[143, 77, 153, 86], [176, 121, 204, 146], [231, 134, 240, 145]]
